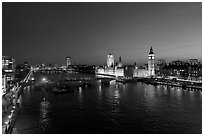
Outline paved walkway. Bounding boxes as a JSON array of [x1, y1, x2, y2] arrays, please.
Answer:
[[2, 88, 19, 134]]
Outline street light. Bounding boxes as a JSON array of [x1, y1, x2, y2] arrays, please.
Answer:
[[5, 121, 9, 125]]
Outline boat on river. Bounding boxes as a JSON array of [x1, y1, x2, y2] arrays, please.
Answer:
[[51, 83, 74, 94]]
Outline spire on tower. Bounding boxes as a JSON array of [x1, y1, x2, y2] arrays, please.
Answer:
[[149, 46, 154, 54], [119, 56, 122, 62]]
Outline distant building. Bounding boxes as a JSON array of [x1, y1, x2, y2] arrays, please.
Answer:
[[158, 59, 165, 65], [40, 63, 46, 69], [162, 59, 202, 81], [2, 74, 7, 93], [163, 60, 187, 79], [2, 56, 16, 82], [96, 53, 124, 77], [189, 59, 198, 65], [115, 67, 124, 77], [2, 56, 16, 72], [188, 61, 202, 81], [139, 64, 148, 70], [66, 56, 71, 67], [172, 60, 183, 66], [148, 46, 155, 76], [155, 59, 165, 76], [104, 67, 115, 76], [96, 66, 125, 77], [133, 47, 155, 78], [133, 68, 149, 77], [73, 65, 95, 74], [24, 61, 29, 68], [107, 53, 114, 67], [124, 65, 134, 78]]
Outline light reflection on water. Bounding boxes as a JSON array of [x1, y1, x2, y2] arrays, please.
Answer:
[[98, 83, 102, 102], [175, 88, 181, 101], [98, 84, 102, 94], [144, 85, 157, 111], [13, 72, 202, 134], [114, 88, 120, 99], [78, 87, 83, 104], [40, 98, 50, 132]]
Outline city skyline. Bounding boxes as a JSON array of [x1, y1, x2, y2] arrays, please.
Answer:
[[3, 2, 202, 65]]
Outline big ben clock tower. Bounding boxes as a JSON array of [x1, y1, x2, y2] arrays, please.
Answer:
[[148, 46, 155, 77]]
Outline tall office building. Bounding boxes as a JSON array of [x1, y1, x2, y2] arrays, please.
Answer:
[[66, 56, 71, 67], [107, 53, 114, 67], [2, 56, 16, 82], [148, 47, 155, 76]]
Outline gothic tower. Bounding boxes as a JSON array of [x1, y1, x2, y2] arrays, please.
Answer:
[[107, 53, 114, 67], [148, 47, 155, 76], [118, 56, 123, 67]]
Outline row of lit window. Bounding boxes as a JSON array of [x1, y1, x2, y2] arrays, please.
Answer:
[[4, 70, 13, 72], [6, 76, 12, 81], [2, 60, 14, 63]]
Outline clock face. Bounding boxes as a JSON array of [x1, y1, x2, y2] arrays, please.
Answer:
[[148, 54, 155, 60]]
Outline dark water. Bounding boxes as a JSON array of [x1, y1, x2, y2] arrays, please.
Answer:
[[12, 72, 202, 134]]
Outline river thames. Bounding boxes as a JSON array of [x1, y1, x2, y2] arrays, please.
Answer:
[[12, 71, 202, 134]]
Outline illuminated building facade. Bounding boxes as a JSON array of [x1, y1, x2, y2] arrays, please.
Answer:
[[133, 47, 155, 78], [148, 47, 155, 76], [96, 53, 124, 77], [115, 67, 124, 77], [133, 68, 149, 77], [2, 56, 16, 82], [162, 59, 202, 81], [96, 67, 124, 77], [107, 53, 114, 67]]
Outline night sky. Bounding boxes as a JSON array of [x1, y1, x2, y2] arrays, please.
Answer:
[[2, 2, 202, 66]]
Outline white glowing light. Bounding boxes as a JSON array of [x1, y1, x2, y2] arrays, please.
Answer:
[[79, 87, 82, 93]]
